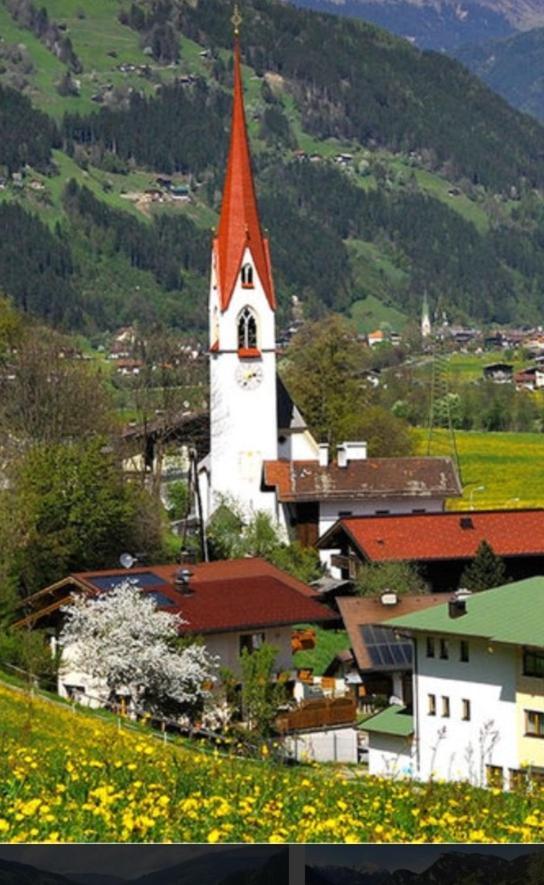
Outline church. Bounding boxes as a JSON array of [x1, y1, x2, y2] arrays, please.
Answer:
[[198, 24, 461, 554]]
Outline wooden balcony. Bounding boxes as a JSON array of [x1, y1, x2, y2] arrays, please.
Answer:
[[276, 696, 357, 733]]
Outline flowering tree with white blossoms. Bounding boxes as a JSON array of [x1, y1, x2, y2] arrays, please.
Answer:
[[59, 580, 217, 719]]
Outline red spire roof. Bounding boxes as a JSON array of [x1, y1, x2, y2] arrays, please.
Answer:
[[214, 38, 276, 312]]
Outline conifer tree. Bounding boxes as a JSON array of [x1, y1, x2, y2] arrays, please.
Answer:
[[460, 540, 507, 592]]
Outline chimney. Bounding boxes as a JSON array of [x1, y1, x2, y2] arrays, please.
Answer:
[[337, 441, 367, 467], [448, 596, 467, 618], [179, 548, 196, 564], [318, 444, 329, 467], [174, 568, 194, 595], [345, 441, 368, 462]]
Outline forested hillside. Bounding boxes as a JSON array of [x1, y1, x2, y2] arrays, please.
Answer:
[[4, 0, 544, 334]]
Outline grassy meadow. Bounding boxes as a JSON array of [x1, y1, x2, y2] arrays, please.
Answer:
[[414, 428, 544, 510], [2, 681, 544, 843], [293, 626, 350, 675]]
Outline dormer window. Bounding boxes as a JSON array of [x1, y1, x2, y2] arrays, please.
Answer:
[[241, 263, 254, 288], [238, 306, 259, 357]]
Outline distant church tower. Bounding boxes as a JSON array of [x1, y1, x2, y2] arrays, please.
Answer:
[[206, 19, 279, 520], [421, 291, 431, 339]]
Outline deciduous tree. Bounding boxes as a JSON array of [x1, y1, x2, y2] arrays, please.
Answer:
[[356, 561, 428, 597], [59, 580, 216, 718], [6, 438, 165, 595]]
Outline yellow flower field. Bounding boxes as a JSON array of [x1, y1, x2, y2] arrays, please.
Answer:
[[414, 429, 544, 510], [1, 684, 544, 843]]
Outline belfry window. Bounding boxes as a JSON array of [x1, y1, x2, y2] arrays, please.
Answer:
[[238, 307, 258, 351], [241, 263, 254, 287]]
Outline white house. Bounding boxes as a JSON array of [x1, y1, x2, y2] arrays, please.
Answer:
[[363, 577, 544, 788], [15, 557, 335, 706]]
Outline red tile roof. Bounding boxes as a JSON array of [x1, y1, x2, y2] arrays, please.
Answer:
[[19, 558, 334, 634], [214, 38, 275, 312], [263, 457, 461, 502], [318, 510, 544, 562]]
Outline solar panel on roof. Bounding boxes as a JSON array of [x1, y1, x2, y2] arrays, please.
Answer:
[[146, 590, 176, 608], [361, 624, 413, 670], [86, 572, 170, 591]]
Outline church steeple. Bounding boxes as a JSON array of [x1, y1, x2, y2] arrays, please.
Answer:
[[213, 25, 275, 312], [205, 10, 279, 523]]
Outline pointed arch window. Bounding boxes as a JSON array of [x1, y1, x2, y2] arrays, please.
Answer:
[[238, 306, 259, 356], [241, 263, 254, 288]]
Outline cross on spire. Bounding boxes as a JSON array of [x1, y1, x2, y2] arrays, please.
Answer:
[[231, 3, 242, 36]]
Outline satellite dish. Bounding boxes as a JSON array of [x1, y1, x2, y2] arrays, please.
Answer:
[[119, 552, 137, 569]]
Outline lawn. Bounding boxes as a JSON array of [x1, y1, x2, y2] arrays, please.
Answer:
[[2, 681, 544, 843], [413, 428, 544, 510], [293, 626, 350, 675]]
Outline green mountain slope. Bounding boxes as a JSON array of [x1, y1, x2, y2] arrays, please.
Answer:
[[456, 26, 544, 122], [4, 0, 544, 333]]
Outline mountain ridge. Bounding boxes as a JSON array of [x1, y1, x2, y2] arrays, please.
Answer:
[[455, 24, 544, 121], [306, 849, 544, 885], [290, 0, 544, 49]]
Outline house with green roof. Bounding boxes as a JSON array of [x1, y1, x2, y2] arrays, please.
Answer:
[[362, 577, 544, 788]]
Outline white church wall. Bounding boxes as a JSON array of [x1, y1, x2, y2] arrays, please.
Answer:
[[278, 429, 320, 462], [209, 246, 279, 520]]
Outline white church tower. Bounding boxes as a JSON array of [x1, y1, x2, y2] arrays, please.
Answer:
[[421, 291, 431, 339], [205, 18, 279, 520]]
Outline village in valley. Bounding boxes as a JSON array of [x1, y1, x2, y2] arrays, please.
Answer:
[[6, 0, 544, 848]]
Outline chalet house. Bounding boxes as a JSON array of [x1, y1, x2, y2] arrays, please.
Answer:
[[16, 558, 335, 707], [115, 358, 143, 376], [364, 577, 544, 788], [514, 366, 544, 391], [318, 509, 544, 591], [482, 362, 513, 383], [332, 593, 446, 705], [367, 330, 386, 347]]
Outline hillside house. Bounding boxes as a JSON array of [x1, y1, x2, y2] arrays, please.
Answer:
[[482, 362, 513, 383], [364, 578, 544, 788], [318, 510, 544, 591], [367, 329, 386, 347], [15, 558, 335, 707], [514, 366, 544, 391]]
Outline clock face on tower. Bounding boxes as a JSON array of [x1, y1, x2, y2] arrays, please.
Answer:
[[235, 363, 263, 390]]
